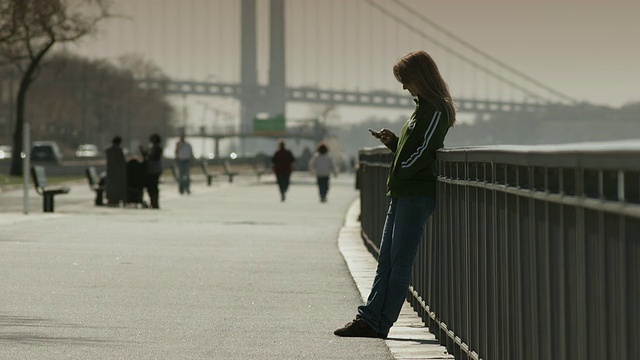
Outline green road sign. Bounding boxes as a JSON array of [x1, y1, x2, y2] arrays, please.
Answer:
[[253, 114, 286, 135]]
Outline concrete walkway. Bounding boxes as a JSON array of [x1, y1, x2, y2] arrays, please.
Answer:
[[0, 172, 448, 359]]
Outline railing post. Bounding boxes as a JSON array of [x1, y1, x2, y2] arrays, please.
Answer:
[[22, 122, 30, 214]]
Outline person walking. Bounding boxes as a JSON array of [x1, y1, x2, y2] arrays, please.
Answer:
[[271, 139, 295, 202], [174, 135, 194, 194], [334, 50, 456, 339], [105, 136, 127, 206], [140, 133, 163, 209], [308, 143, 338, 203]]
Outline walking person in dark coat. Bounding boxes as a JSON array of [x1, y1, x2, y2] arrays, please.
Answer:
[[140, 133, 163, 209], [271, 139, 295, 202], [105, 136, 127, 206]]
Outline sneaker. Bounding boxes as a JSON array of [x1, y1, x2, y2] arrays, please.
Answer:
[[334, 318, 378, 338], [377, 332, 388, 339]]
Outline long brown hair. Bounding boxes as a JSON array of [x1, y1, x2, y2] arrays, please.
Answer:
[[393, 50, 456, 127]]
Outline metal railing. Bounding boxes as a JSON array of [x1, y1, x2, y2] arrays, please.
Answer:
[[358, 141, 640, 360]]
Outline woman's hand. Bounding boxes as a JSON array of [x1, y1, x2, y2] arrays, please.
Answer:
[[376, 128, 396, 145]]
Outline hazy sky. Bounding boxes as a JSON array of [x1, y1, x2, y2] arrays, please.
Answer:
[[403, 0, 640, 107], [70, 0, 640, 128]]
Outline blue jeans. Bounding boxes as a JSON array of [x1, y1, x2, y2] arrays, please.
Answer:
[[177, 160, 190, 193], [358, 196, 436, 334]]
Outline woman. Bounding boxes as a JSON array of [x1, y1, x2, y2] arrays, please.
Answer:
[[334, 50, 456, 338], [308, 143, 337, 203]]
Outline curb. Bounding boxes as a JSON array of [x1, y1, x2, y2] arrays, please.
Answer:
[[338, 198, 453, 360]]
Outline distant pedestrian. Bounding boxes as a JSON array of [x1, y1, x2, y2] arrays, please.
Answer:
[[174, 135, 193, 194], [308, 143, 337, 203], [105, 136, 127, 206], [334, 50, 456, 339], [140, 133, 163, 209], [271, 139, 295, 202]]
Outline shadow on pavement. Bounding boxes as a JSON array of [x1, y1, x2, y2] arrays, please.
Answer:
[[0, 315, 134, 347]]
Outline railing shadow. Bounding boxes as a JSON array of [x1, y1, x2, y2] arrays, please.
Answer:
[[0, 315, 134, 347], [385, 337, 440, 345]]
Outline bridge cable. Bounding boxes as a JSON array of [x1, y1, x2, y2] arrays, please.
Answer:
[[302, 0, 308, 86], [217, 0, 222, 81], [316, 0, 320, 88], [206, 0, 212, 80], [391, 0, 577, 104], [162, 0, 167, 73], [341, 0, 346, 91], [190, 0, 195, 80], [363, 0, 545, 103], [177, 0, 183, 79], [369, 1, 374, 91], [355, 0, 361, 91], [395, 5, 400, 69], [330, 0, 334, 90]]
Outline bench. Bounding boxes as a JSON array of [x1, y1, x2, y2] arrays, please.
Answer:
[[31, 165, 71, 212], [85, 166, 105, 206], [200, 160, 217, 186], [223, 160, 239, 183], [252, 161, 271, 181]]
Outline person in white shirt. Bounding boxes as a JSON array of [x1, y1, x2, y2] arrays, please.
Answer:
[[174, 135, 194, 194], [308, 143, 338, 202]]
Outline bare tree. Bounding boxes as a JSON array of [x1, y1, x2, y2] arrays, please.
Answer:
[[0, 1, 18, 43], [117, 54, 168, 81], [0, 0, 110, 175], [25, 53, 176, 150]]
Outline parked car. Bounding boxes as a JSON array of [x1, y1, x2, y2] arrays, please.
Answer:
[[0, 145, 11, 159], [31, 141, 63, 164], [75, 144, 99, 157]]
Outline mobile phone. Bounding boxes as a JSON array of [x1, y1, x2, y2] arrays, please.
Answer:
[[368, 128, 379, 136]]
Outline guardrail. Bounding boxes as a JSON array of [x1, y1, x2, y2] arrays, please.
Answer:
[[358, 141, 640, 360]]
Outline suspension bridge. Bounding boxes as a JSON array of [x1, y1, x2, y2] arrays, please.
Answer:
[[72, 0, 578, 136]]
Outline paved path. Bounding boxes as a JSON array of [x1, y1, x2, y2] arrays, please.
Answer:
[[0, 172, 448, 359]]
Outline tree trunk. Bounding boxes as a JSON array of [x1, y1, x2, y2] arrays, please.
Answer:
[[9, 74, 31, 176], [9, 40, 55, 176]]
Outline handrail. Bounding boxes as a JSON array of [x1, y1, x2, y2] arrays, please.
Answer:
[[358, 140, 639, 360]]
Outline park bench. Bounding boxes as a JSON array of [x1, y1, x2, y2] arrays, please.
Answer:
[[252, 160, 271, 181], [223, 160, 239, 183], [200, 160, 217, 186], [31, 165, 70, 212], [85, 166, 105, 206]]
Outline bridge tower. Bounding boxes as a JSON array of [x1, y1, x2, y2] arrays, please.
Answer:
[[240, 0, 286, 135], [240, 0, 259, 134], [267, 0, 286, 122]]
